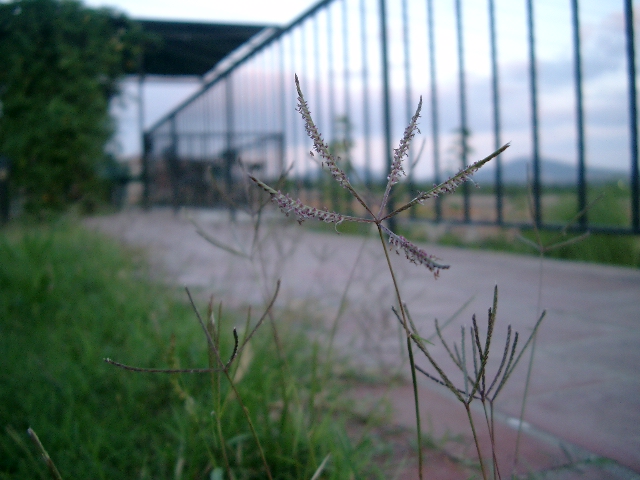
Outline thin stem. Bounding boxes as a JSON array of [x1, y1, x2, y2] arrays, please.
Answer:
[[481, 400, 501, 480], [465, 404, 488, 480], [27, 428, 63, 480], [513, 252, 543, 472], [376, 224, 424, 480], [223, 367, 274, 480], [209, 313, 232, 477]]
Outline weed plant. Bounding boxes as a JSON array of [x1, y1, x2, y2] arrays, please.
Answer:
[[250, 75, 545, 479], [0, 220, 384, 479]]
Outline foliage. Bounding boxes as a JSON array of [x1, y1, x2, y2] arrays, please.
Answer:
[[0, 0, 143, 212]]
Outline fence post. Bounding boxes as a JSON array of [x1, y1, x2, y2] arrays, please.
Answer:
[[526, 0, 541, 227], [488, 0, 503, 225], [625, 0, 639, 232], [454, 0, 470, 223], [426, 0, 442, 222], [378, 0, 395, 231], [571, 0, 587, 230]]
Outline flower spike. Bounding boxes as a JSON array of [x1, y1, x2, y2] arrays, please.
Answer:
[[384, 142, 510, 220], [250, 175, 369, 226], [380, 225, 449, 278], [295, 74, 351, 190], [295, 75, 375, 217], [379, 97, 423, 215]]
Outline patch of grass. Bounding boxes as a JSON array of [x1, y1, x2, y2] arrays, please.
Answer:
[[522, 184, 640, 267], [396, 183, 640, 268], [0, 220, 385, 479]]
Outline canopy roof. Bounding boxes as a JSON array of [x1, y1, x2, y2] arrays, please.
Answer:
[[134, 19, 271, 76]]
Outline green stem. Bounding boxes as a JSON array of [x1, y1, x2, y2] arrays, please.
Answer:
[[465, 404, 488, 480], [224, 369, 274, 480], [27, 428, 63, 480], [208, 311, 232, 476], [377, 224, 424, 480]]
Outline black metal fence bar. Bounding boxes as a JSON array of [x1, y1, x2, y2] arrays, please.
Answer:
[[454, 0, 470, 223], [571, 0, 587, 229], [143, 0, 640, 234], [625, 0, 639, 232], [525, 0, 541, 228], [488, 0, 502, 225], [378, 0, 394, 224], [426, 0, 441, 222]]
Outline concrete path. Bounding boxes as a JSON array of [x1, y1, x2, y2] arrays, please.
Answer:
[[85, 208, 640, 478]]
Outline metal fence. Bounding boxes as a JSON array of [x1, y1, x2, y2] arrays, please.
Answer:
[[143, 0, 639, 234]]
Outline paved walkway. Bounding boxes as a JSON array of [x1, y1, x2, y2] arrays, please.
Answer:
[[86, 208, 640, 478]]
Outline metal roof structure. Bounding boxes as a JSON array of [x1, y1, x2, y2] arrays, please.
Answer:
[[133, 19, 271, 76]]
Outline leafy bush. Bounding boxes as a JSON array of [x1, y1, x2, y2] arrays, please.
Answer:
[[0, 0, 142, 212]]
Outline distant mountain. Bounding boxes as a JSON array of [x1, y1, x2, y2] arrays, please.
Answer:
[[469, 157, 626, 186]]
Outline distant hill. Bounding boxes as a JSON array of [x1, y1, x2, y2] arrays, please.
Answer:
[[469, 157, 626, 186]]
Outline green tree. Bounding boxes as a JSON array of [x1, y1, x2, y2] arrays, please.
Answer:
[[0, 0, 142, 212]]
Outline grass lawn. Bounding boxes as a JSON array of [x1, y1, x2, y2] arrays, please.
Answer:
[[0, 220, 386, 479]]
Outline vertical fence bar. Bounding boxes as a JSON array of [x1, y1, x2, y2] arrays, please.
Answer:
[[488, 0, 503, 224], [454, 0, 470, 222], [279, 40, 287, 176], [526, 0, 541, 227], [313, 15, 324, 204], [327, 6, 336, 144], [299, 26, 307, 188], [342, 0, 351, 123], [570, 0, 587, 229], [342, 0, 355, 215], [401, 0, 415, 217], [426, 0, 441, 221], [142, 132, 151, 209], [327, 5, 338, 211], [169, 114, 179, 210], [224, 76, 235, 216], [625, 0, 639, 232], [360, 0, 373, 187], [379, 0, 395, 228]]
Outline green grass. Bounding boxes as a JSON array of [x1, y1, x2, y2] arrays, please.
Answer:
[[392, 183, 640, 268], [0, 220, 386, 479]]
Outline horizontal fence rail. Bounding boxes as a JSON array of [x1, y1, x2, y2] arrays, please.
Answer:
[[143, 0, 639, 234]]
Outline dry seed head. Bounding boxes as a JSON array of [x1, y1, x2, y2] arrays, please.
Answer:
[[381, 225, 449, 278], [295, 75, 352, 191], [415, 143, 510, 204], [250, 175, 344, 225], [388, 97, 422, 187]]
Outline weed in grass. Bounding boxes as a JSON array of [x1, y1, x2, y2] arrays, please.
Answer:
[[249, 75, 545, 479]]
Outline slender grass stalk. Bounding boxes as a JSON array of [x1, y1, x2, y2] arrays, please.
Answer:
[[377, 224, 424, 478], [464, 405, 487, 479], [27, 428, 63, 480], [208, 298, 233, 478]]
